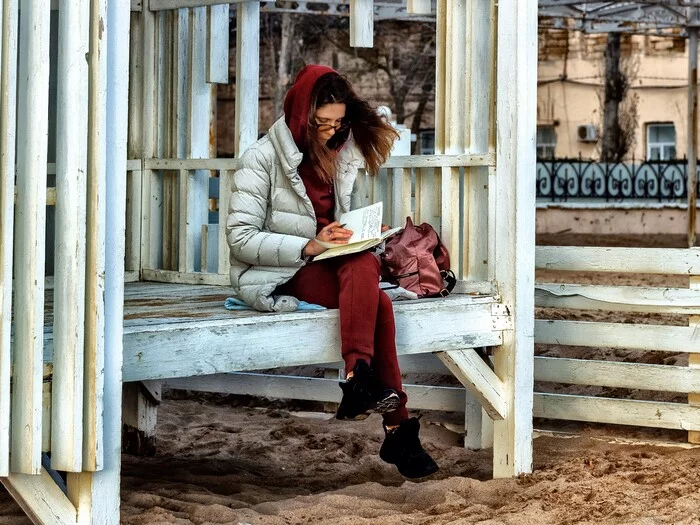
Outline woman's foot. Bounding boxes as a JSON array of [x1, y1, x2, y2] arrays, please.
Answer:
[[336, 361, 401, 420], [379, 417, 439, 478]]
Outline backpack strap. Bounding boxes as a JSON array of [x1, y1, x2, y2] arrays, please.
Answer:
[[442, 269, 456, 294]]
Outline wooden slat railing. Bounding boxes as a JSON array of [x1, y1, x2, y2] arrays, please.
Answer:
[[138, 153, 497, 285]]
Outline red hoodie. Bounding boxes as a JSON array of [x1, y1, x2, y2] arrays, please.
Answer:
[[283, 64, 337, 151], [284, 65, 339, 233]]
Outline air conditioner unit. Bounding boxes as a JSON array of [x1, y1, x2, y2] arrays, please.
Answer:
[[577, 124, 599, 142]]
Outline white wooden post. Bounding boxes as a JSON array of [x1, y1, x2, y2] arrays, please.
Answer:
[[69, 1, 129, 521], [234, 1, 259, 156], [206, 4, 228, 84], [689, 274, 700, 443], [687, 26, 697, 248], [127, 7, 143, 273], [493, 0, 536, 477], [466, 0, 494, 282], [435, 0, 495, 450], [83, 0, 107, 472], [11, 0, 50, 475], [188, 6, 211, 271], [349, 0, 373, 48], [407, 0, 431, 15], [437, 0, 464, 271], [0, 0, 18, 477], [140, 0, 159, 270], [52, 0, 89, 473]]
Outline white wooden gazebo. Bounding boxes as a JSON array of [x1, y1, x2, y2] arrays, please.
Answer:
[[0, 0, 537, 523]]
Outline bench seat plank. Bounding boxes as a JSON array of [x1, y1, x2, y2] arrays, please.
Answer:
[[38, 282, 502, 382]]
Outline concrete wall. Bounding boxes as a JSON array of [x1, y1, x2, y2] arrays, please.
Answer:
[[536, 204, 692, 235]]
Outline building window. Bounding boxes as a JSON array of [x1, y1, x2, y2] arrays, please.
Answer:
[[647, 123, 676, 160], [536, 125, 557, 159]]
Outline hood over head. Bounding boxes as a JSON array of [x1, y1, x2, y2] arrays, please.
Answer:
[[284, 64, 338, 151]]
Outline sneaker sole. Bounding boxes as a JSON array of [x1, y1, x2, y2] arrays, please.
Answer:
[[367, 392, 401, 415], [336, 392, 401, 421]]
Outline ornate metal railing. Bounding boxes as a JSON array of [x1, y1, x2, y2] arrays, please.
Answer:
[[536, 159, 700, 202]]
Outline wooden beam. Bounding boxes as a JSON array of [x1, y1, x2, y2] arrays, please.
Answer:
[[144, 153, 493, 172], [536, 246, 700, 275], [3, 470, 77, 525], [145, 157, 237, 170], [384, 152, 495, 168], [217, 170, 232, 274], [437, 349, 506, 420], [407, 0, 431, 15], [151, 0, 251, 10], [163, 373, 467, 413], [534, 393, 700, 431], [12, 0, 51, 475], [121, 296, 501, 381], [234, 1, 259, 155], [535, 357, 700, 393], [536, 320, 700, 353], [0, 0, 19, 477], [536, 283, 700, 314], [122, 382, 160, 455], [493, 0, 537, 478], [140, 267, 230, 285], [187, 7, 212, 271], [206, 4, 229, 84], [83, 0, 108, 472], [349, 0, 373, 48], [51, 0, 89, 473], [79, 0, 130, 518]]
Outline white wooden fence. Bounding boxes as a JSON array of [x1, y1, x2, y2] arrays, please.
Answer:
[[534, 246, 700, 438]]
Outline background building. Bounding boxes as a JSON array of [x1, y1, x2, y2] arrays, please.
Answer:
[[538, 29, 689, 161]]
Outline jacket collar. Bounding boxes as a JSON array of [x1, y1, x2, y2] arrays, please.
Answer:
[[268, 116, 304, 174]]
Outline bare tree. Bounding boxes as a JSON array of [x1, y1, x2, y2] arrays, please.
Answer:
[[305, 18, 436, 130], [601, 33, 638, 161]]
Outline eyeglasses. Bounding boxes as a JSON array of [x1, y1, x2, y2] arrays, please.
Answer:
[[311, 119, 350, 133]]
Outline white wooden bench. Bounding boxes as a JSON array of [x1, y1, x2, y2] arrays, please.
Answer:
[[38, 282, 510, 455]]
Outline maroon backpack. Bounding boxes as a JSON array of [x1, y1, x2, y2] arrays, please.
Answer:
[[379, 216, 456, 298]]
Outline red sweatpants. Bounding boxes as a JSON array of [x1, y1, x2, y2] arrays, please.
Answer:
[[277, 251, 409, 425]]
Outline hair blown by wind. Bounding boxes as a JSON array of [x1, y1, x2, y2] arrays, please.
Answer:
[[307, 73, 399, 182]]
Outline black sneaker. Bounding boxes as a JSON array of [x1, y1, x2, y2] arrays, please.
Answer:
[[336, 360, 401, 421], [379, 417, 439, 478]]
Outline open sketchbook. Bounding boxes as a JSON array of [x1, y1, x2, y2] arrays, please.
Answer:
[[313, 202, 402, 261]]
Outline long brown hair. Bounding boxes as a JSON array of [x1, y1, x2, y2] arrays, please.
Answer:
[[306, 73, 399, 182]]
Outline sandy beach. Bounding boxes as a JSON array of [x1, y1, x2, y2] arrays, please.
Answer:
[[1, 233, 698, 524]]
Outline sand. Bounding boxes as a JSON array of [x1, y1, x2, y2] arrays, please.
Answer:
[[1, 233, 699, 524], [3, 398, 700, 525]]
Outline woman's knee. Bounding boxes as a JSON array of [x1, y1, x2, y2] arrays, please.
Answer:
[[340, 251, 380, 274]]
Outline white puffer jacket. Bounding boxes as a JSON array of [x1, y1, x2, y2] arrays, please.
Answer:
[[226, 116, 365, 311]]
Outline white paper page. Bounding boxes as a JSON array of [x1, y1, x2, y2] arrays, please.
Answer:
[[341, 201, 383, 243]]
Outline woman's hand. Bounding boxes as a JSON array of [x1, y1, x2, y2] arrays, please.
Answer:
[[303, 221, 354, 257], [381, 224, 390, 232]]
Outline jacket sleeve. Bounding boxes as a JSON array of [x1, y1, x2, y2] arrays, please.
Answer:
[[226, 149, 310, 267]]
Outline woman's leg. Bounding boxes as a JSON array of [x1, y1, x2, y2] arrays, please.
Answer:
[[373, 291, 409, 425], [334, 251, 382, 374], [275, 261, 340, 309]]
